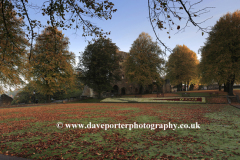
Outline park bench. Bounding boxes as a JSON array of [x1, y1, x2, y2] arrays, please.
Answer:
[[182, 93, 190, 97], [135, 95, 142, 98], [209, 92, 218, 97]]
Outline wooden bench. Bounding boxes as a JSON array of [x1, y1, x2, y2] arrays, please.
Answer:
[[135, 95, 142, 98], [182, 93, 190, 97], [209, 92, 218, 97]]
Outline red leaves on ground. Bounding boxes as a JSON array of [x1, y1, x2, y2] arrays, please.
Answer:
[[0, 102, 235, 159]]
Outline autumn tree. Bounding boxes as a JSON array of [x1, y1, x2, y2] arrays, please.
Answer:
[[12, 82, 47, 104], [166, 45, 199, 91], [0, 1, 29, 93], [13, 71, 83, 104], [199, 10, 240, 95], [78, 37, 121, 98], [124, 32, 165, 94], [29, 26, 75, 102], [1, 0, 213, 58], [52, 72, 84, 100]]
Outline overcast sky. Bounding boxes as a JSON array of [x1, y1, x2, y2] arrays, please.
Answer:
[[25, 0, 240, 66]]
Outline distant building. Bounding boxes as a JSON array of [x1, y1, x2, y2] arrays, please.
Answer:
[[81, 51, 171, 97], [0, 94, 13, 106]]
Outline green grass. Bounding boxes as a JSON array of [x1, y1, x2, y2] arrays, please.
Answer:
[[0, 103, 240, 159], [68, 98, 104, 103], [100, 97, 206, 103], [175, 92, 211, 97]]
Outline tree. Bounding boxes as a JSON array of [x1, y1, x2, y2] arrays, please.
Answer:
[[13, 72, 83, 104], [52, 72, 84, 100], [199, 10, 240, 95], [12, 82, 47, 104], [29, 26, 75, 102], [166, 45, 199, 91], [79, 37, 121, 98], [0, 0, 29, 93], [1, 0, 213, 58], [198, 43, 225, 91], [124, 32, 165, 94]]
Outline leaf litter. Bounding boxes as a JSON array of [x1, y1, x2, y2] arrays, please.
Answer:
[[0, 103, 239, 159]]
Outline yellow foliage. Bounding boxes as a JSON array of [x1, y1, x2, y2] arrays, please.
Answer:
[[166, 45, 199, 86], [28, 26, 75, 97], [0, 2, 29, 93]]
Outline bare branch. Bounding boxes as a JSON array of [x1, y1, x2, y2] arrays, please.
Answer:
[[67, 1, 98, 36], [178, 0, 213, 33], [147, 0, 214, 53], [20, 0, 34, 61], [148, 0, 172, 53], [50, 0, 57, 55]]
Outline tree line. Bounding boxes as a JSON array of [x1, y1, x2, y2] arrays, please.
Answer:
[[79, 8, 240, 98], [0, 0, 239, 103]]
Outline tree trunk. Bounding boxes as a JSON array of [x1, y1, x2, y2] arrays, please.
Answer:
[[190, 84, 194, 91], [228, 75, 235, 96], [47, 95, 51, 103], [224, 82, 229, 92], [219, 85, 221, 91], [218, 82, 222, 91], [46, 81, 51, 103], [98, 92, 101, 99], [139, 85, 143, 94], [177, 83, 181, 91]]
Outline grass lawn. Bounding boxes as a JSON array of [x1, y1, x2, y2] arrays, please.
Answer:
[[175, 91, 228, 97], [0, 103, 240, 159], [100, 97, 206, 103], [68, 98, 104, 103]]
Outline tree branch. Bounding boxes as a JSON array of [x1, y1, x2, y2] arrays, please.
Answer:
[[148, 0, 171, 54], [20, 0, 34, 61]]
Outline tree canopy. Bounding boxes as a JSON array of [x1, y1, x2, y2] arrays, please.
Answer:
[[124, 32, 165, 91], [0, 0, 214, 94], [0, 0, 213, 57], [29, 26, 75, 101], [0, 1, 29, 93], [78, 37, 121, 98], [166, 45, 199, 90], [199, 10, 240, 95], [0, 0, 216, 96]]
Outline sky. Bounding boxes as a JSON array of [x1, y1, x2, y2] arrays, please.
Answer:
[[25, 0, 240, 66]]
